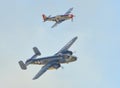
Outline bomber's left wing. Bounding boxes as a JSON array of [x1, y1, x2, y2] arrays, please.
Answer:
[[33, 60, 59, 80], [64, 7, 73, 15], [55, 36, 78, 55]]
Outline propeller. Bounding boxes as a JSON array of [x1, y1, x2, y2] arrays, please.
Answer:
[[71, 18, 73, 22], [70, 14, 75, 22], [61, 66, 64, 69], [73, 51, 76, 54]]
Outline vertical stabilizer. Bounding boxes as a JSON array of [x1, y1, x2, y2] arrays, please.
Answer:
[[18, 61, 27, 70], [42, 14, 47, 21]]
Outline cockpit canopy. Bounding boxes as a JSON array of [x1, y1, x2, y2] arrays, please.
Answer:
[[62, 50, 73, 55]]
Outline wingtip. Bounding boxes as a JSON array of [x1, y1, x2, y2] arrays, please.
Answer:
[[74, 36, 78, 39], [32, 78, 35, 80], [51, 26, 54, 28], [32, 75, 38, 80], [32, 77, 37, 80]]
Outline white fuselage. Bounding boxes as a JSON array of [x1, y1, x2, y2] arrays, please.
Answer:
[[46, 15, 72, 22]]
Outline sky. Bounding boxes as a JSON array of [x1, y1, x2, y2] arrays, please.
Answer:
[[0, 0, 120, 88]]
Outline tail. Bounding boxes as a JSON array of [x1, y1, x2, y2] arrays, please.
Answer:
[[18, 47, 41, 70], [18, 60, 27, 70], [29, 47, 41, 60], [33, 47, 41, 56], [42, 14, 47, 22]]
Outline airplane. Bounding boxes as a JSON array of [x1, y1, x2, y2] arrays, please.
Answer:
[[42, 7, 74, 28], [18, 36, 78, 80]]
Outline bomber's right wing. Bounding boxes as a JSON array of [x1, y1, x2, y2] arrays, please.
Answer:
[[55, 36, 78, 55], [32, 64, 49, 80], [32, 60, 60, 80]]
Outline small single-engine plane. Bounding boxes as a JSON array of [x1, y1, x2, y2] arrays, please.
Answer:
[[18, 36, 78, 80], [42, 7, 74, 28]]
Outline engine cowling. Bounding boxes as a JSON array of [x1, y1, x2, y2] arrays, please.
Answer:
[[53, 64, 61, 69], [62, 50, 73, 55]]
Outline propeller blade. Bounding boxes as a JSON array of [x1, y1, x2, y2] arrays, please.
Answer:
[[61, 66, 64, 69], [73, 51, 76, 53], [71, 18, 73, 22]]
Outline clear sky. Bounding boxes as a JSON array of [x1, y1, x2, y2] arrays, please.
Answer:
[[0, 0, 120, 88]]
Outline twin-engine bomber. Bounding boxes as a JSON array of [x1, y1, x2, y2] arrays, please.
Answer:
[[18, 36, 78, 80]]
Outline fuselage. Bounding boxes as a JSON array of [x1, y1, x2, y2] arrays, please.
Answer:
[[46, 14, 73, 22], [25, 54, 77, 66]]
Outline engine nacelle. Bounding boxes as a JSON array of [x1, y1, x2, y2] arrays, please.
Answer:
[[53, 64, 61, 69], [62, 50, 73, 55]]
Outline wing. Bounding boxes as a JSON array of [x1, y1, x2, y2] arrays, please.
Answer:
[[64, 7, 73, 15], [32, 60, 59, 80], [32, 65, 48, 80], [51, 22, 59, 28], [55, 36, 78, 55], [51, 20, 64, 28]]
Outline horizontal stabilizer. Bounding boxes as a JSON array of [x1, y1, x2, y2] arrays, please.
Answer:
[[18, 61, 27, 70], [33, 47, 41, 56]]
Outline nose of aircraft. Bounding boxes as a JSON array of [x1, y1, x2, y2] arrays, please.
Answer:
[[74, 57, 77, 61], [69, 14, 74, 18], [68, 14, 74, 22], [72, 56, 77, 61]]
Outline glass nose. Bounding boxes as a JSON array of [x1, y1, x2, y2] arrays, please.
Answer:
[[72, 56, 77, 61]]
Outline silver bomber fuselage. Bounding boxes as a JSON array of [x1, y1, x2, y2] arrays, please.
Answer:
[[25, 54, 77, 66]]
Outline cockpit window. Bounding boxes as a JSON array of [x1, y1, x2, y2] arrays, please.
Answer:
[[63, 55, 70, 58]]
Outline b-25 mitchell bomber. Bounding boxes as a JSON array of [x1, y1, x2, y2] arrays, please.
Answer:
[[18, 36, 78, 80], [42, 7, 74, 28]]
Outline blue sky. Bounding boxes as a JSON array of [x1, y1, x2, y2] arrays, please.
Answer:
[[0, 0, 120, 88]]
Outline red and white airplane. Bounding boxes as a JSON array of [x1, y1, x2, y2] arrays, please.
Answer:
[[42, 8, 74, 28]]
